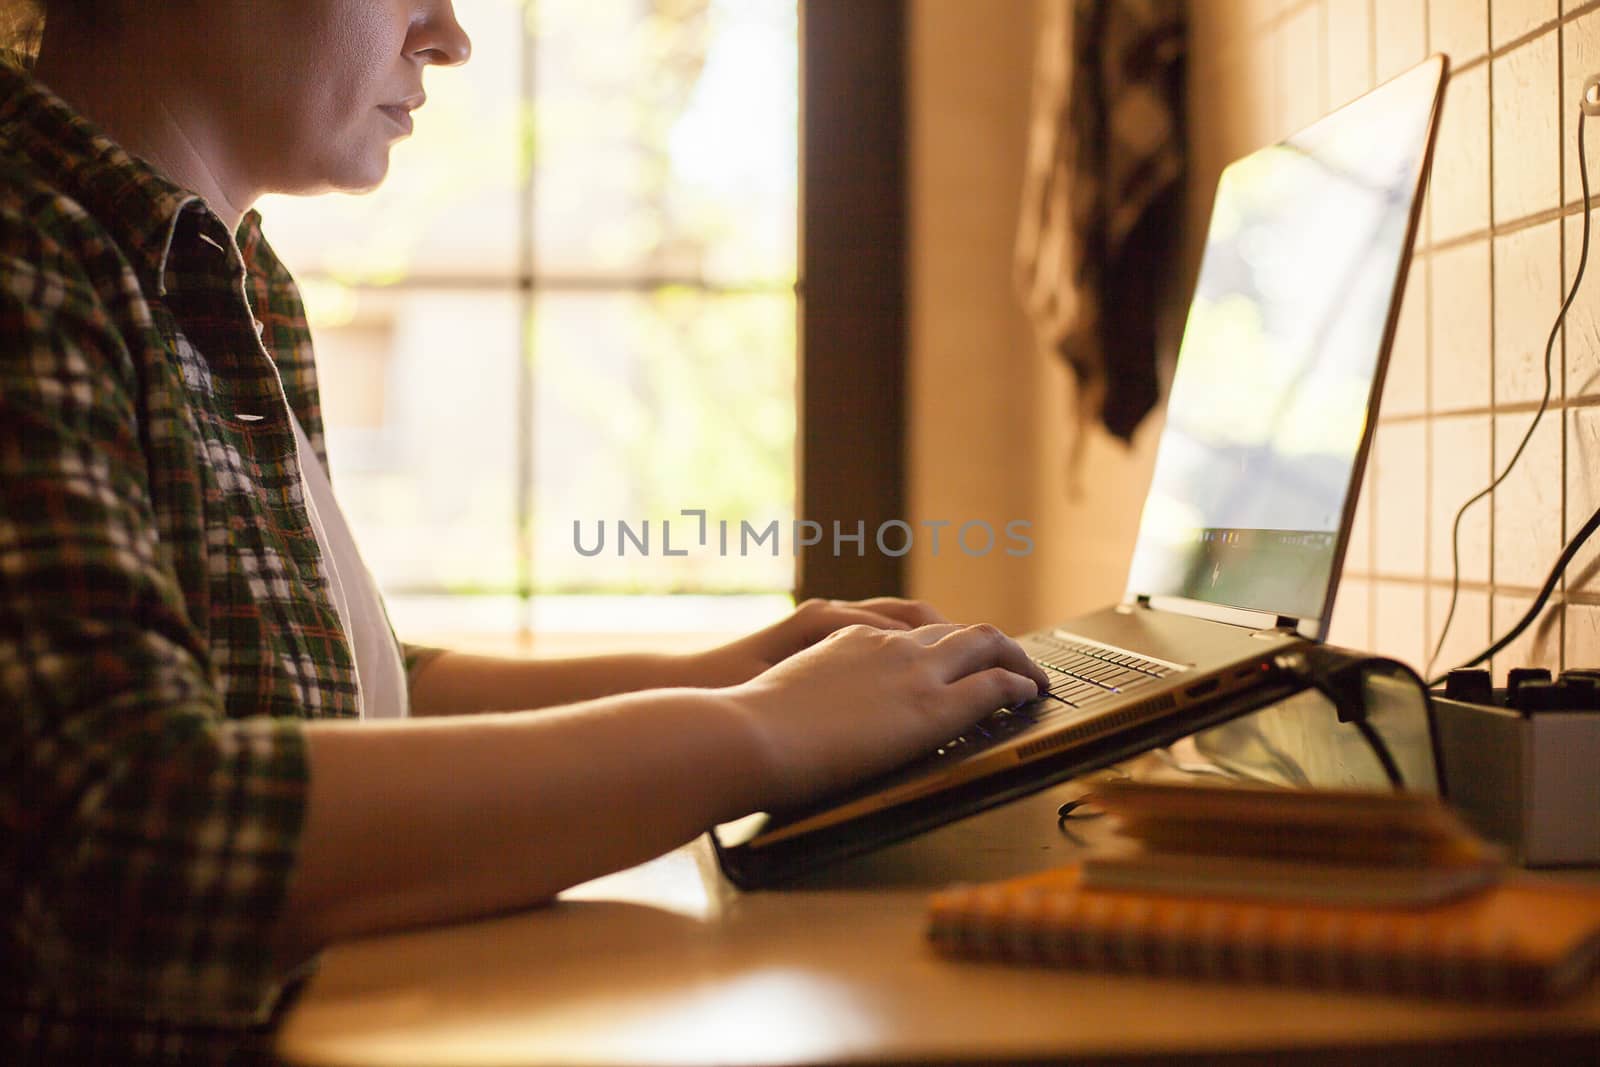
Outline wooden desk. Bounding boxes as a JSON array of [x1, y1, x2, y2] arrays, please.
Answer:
[[275, 776, 1600, 1066]]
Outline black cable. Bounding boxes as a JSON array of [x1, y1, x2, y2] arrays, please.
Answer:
[[1429, 500, 1600, 683], [1427, 107, 1593, 683], [1351, 718, 1404, 789]]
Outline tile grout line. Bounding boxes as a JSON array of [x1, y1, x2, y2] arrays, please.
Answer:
[[1427, 0, 1441, 666], [1379, 392, 1600, 423], [1340, 572, 1600, 606], [1423, 198, 1593, 257], [1559, 14, 1569, 676], [1366, 0, 1380, 650], [1486, 8, 1500, 677]]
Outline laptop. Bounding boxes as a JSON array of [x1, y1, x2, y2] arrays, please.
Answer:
[[714, 55, 1450, 885]]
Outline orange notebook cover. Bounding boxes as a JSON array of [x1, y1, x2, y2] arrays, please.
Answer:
[[927, 865, 1600, 1001]]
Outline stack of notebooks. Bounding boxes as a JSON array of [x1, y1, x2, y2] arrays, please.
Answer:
[[927, 781, 1600, 1001]]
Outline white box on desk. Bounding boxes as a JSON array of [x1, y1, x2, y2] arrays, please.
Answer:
[[1432, 695, 1600, 866]]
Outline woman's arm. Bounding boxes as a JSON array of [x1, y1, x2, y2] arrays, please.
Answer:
[[406, 597, 951, 715], [405, 648, 721, 714], [278, 622, 1046, 960]]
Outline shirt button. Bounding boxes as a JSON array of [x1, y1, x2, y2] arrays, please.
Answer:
[[253, 318, 265, 337]]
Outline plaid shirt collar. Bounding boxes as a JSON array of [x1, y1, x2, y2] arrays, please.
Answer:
[[0, 51, 328, 458], [1, 52, 200, 295], [0, 51, 282, 328]]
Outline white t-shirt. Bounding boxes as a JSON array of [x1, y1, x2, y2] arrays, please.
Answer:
[[290, 413, 408, 720]]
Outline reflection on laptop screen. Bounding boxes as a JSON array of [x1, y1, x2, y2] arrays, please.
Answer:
[[1126, 58, 1442, 626]]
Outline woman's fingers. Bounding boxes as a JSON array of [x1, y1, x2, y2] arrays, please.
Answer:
[[809, 607, 913, 635], [786, 598, 953, 651], [846, 597, 949, 627], [945, 667, 1045, 715], [928, 623, 1050, 694], [832, 619, 1049, 695], [792, 599, 913, 642], [734, 618, 1048, 809], [899, 622, 969, 646]]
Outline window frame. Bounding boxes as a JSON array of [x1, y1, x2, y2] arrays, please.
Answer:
[[796, 0, 908, 602]]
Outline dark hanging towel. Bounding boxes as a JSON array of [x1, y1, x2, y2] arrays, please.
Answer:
[[1015, 0, 1186, 468]]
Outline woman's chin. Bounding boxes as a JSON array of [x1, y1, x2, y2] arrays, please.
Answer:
[[326, 154, 393, 195]]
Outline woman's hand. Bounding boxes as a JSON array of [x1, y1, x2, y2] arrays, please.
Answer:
[[727, 622, 1050, 810], [689, 597, 951, 688]]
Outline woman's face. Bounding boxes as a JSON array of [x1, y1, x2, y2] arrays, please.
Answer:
[[190, 0, 471, 195]]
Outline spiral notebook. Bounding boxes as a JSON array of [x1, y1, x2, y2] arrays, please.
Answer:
[[927, 784, 1600, 1001], [926, 865, 1600, 1001]]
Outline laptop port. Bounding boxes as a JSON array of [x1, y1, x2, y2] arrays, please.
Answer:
[[1185, 678, 1221, 699]]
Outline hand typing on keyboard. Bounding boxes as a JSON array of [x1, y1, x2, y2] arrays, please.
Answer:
[[927, 635, 1177, 761], [728, 621, 1052, 809]]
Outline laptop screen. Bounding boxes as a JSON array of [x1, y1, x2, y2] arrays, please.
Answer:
[[1125, 56, 1445, 629]]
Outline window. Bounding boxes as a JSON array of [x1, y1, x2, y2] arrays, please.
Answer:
[[258, 0, 799, 646]]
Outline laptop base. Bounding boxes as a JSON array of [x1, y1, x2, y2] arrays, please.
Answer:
[[711, 644, 1437, 889], [713, 674, 1304, 889]]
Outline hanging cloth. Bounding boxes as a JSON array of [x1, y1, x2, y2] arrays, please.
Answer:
[[1015, 0, 1186, 473]]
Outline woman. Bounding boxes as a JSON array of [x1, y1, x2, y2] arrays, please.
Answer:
[[0, 2, 1048, 1062]]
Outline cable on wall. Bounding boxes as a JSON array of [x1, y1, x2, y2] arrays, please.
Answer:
[[1427, 80, 1600, 687]]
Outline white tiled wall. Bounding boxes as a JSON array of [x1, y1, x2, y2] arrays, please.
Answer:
[[1189, 0, 1600, 681]]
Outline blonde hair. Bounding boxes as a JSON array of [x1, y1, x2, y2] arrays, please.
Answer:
[[0, 0, 45, 60]]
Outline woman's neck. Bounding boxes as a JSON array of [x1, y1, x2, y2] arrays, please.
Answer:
[[32, 25, 253, 233]]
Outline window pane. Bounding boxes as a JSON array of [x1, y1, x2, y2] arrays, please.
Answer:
[[533, 0, 798, 284], [255, 0, 524, 281], [309, 285, 524, 594], [257, 0, 802, 640], [532, 289, 796, 592]]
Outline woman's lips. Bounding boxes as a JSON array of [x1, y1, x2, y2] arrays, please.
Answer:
[[378, 105, 414, 134]]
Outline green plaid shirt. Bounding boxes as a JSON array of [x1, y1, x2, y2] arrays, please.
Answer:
[[1, 56, 417, 1063]]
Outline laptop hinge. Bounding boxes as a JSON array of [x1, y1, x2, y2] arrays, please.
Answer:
[[1135, 594, 1153, 608], [1275, 615, 1298, 630]]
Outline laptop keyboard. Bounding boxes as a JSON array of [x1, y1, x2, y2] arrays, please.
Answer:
[[1026, 633, 1179, 703], [928, 634, 1183, 762]]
